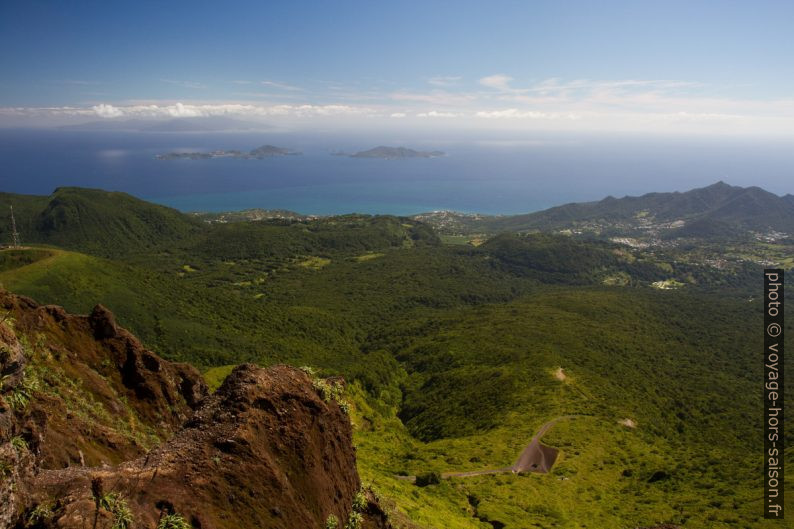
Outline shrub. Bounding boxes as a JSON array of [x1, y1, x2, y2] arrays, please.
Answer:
[[299, 365, 317, 377], [110, 502, 133, 529], [352, 490, 367, 512], [27, 503, 54, 525], [647, 470, 670, 483], [10, 435, 28, 452], [157, 513, 190, 529], [98, 493, 134, 529], [415, 471, 442, 487], [345, 511, 363, 529], [312, 378, 345, 405], [325, 514, 339, 529], [329, 382, 344, 402], [312, 379, 333, 402], [8, 373, 39, 411]]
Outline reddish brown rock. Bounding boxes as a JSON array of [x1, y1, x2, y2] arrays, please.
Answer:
[[0, 291, 392, 529], [32, 364, 367, 529], [0, 291, 208, 470]]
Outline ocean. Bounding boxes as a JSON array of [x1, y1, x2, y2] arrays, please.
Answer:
[[1, 128, 792, 215]]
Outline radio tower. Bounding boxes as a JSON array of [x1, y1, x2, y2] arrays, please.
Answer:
[[9, 206, 20, 248]]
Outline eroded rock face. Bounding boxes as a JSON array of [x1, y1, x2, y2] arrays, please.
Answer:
[[32, 365, 363, 529], [0, 291, 391, 529], [0, 291, 209, 527], [0, 321, 35, 529], [0, 292, 208, 471]]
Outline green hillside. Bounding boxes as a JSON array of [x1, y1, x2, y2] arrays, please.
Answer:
[[415, 182, 794, 238], [0, 246, 362, 368], [487, 181, 794, 233], [0, 187, 203, 256], [352, 288, 790, 529], [0, 187, 790, 529]]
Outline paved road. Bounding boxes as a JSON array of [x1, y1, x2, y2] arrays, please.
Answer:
[[397, 415, 583, 482], [511, 415, 581, 473]]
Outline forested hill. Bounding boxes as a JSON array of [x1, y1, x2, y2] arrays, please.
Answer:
[[415, 181, 794, 236], [498, 180, 794, 231], [0, 187, 202, 255], [0, 187, 439, 258]]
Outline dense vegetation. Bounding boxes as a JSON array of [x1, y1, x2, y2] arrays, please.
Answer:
[[0, 187, 791, 528], [420, 181, 794, 235], [0, 187, 202, 257]]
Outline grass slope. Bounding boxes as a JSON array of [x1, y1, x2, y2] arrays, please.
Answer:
[[352, 289, 792, 529], [0, 247, 360, 368]]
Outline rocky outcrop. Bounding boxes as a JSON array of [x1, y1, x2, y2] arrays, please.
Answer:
[[0, 318, 36, 529], [0, 291, 208, 527], [0, 291, 392, 529], [31, 364, 364, 529], [0, 292, 208, 472]]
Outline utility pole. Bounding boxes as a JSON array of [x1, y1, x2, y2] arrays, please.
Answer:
[[10, 206, 20, 248]]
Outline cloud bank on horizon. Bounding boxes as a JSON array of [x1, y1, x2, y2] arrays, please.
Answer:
[[3, 75, 793, 136], [2, 1, 794, 136]]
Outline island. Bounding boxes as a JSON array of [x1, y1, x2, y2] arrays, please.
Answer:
[[156, 144, 301, 160], [346, 146, 445, 159]]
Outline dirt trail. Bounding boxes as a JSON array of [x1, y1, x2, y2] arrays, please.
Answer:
[[398, 415, 582, 482]]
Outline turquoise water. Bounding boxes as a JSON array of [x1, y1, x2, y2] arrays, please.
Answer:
[[1, 129, 792, 215]]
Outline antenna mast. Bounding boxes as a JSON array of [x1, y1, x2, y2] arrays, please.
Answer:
[[10, 206, 20, 248]]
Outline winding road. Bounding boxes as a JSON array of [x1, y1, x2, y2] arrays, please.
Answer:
[[398, 415, 583, 482]]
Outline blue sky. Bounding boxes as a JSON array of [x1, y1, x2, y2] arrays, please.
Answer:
[[2, 0, 794, 134]]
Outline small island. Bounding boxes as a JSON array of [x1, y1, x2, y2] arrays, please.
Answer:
[[346, 146, 445, 159], [157, 145, 301, 160]]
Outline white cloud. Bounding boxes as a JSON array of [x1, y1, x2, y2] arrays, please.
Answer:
[[161, 79, 206, 89], [78, 102, 374, 120], [428, 76, 462, 87], [93, 103, 124, 118], [389, 91, 476, 106], [479, 74, 514, 91], [416, 110, 461, 118], [260, 80, 302, 91], [475, 109, 580, 120], [4, 75, 794, 136], [165, 102, 204, 117]]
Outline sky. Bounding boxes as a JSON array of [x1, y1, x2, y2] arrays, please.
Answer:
[[2, 0, 794, 135]]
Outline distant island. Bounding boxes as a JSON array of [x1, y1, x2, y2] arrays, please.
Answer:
[[342, 146, 445, 159], [157, 144, 300, 160]]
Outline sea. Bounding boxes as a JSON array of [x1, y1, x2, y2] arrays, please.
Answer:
[[1, 128, 792, 216]]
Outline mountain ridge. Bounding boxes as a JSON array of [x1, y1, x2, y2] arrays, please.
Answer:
[[414, 181, 794, 236]]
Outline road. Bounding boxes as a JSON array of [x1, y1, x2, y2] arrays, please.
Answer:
[[397, 415, 583, 482]]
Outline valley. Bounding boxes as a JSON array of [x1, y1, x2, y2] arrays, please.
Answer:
[[0, 185, 791, 528]]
